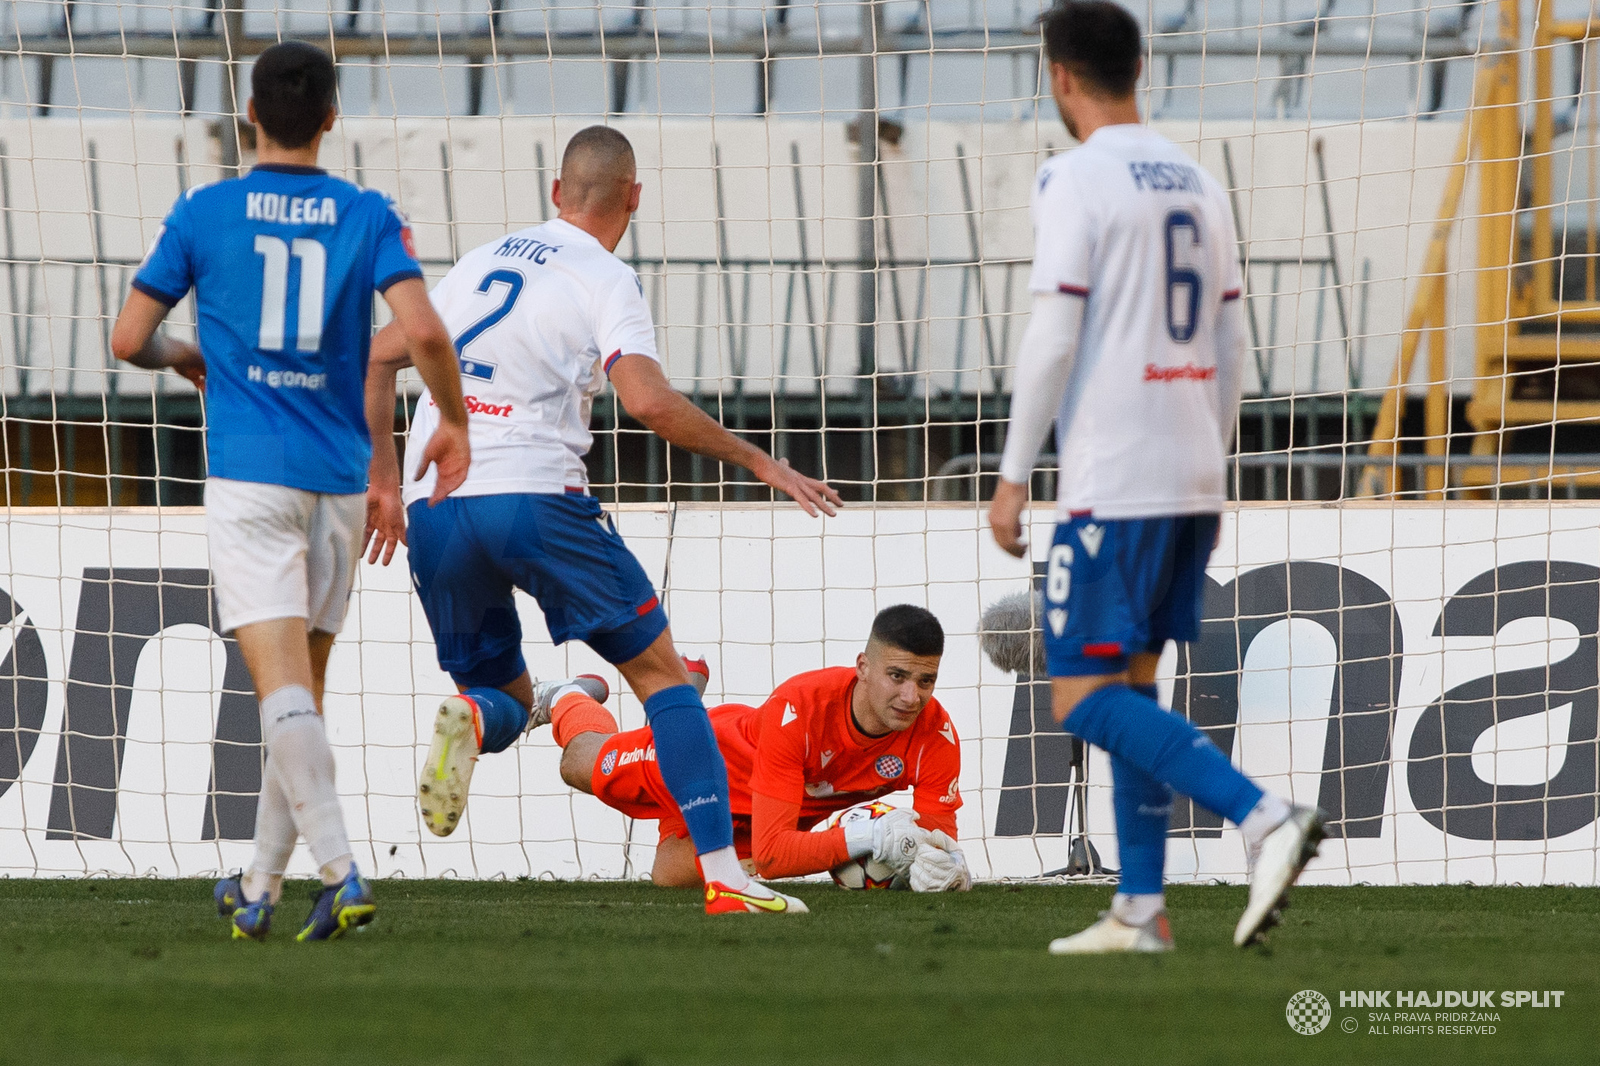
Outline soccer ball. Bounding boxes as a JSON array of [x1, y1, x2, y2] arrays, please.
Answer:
[[812, 800, 906, 890]]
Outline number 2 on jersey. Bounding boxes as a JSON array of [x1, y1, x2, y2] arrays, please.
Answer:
[[254, 235, 326, 352], [1163, 210, 1202, 344], [453, 269, 525, 381]]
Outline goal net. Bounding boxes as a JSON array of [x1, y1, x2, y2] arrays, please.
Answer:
[[0, 0, 1595, 886]]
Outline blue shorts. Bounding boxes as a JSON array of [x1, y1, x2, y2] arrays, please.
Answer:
[[406, 492, 668, 687], [1042, 512, 1219, 678]]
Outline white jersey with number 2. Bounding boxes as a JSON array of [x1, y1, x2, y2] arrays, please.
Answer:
[[403, 217, 660, 505], [1028, 124, 1245, 520]]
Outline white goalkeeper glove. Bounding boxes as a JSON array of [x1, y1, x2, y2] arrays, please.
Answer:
[[843, 808, 927, 873], [910, 830, 972, 892]]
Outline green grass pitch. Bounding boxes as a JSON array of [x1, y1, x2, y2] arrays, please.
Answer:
[[0, 879, 1592, 1066]]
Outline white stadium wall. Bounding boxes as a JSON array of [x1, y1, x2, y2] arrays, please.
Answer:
[[0, 502, 1595, 886], [1, 115, 1468, 403]]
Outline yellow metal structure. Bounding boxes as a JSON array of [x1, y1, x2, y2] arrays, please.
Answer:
[[1362, 0, 1600, 496]]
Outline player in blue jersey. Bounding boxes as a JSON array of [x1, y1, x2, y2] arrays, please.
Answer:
[[989, 2, 1323, 953], [363, 126, 842, 914], [110, 41, 472, 941]]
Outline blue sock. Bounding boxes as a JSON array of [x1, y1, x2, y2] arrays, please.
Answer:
[[1110, 754, 1172, 895], [643, 685, 734, 854], [1066, 684, 1263, 826], [463, 687, 528, 755]]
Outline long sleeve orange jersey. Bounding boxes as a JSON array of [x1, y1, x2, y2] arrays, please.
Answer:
[[709, 667, 962, 879]]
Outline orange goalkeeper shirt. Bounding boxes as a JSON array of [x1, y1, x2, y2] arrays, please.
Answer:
[[714, 667, 962, 878]]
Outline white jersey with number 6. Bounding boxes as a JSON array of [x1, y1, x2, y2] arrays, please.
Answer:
[[1029, 124, 1245, 520], [403, 217, 660, 505]]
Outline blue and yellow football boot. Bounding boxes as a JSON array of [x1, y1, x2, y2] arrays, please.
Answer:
[[216, 873, 274, 940], [214, 874, 244, 917], [231, 894, 274, 941], [297, 865, 376, 942]]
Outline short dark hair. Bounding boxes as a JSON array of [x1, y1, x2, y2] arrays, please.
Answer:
[[558, 125, 637, 212], [561, 125, 635, 173], [1039, 1, 1142, 98], [251, 41, 336, 149], [869, 605, 945, 658]]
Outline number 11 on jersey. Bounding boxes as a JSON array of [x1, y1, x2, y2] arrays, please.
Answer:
[[255, 235, 326, 353]]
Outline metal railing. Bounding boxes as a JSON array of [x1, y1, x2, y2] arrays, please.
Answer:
[[933, 451, 1600, 502]]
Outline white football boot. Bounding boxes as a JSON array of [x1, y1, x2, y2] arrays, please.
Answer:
[[1234, 804, 1326, 947], [1048, 912, 1174, 954], [525, 674, 611, 731], [420, 676, 611, 836], [418, 695, 480, 838]]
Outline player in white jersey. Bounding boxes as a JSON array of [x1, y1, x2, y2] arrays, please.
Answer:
[[989, 1, 1322, 954], [364, 126, 841, 915]]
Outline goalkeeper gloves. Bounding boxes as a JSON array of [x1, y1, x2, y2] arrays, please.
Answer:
[[910, 830, 972, 892], [843, 808, 927, 872]]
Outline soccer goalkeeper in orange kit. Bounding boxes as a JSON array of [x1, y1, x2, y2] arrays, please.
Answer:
[[540, 605, 970, 893]]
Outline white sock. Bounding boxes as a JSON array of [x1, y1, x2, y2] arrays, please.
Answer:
[[1111, 892, 1165, 926], [551, 682, 588, 704], [242, 753, 296, 904], [1239, 793, 1294, 851], [698, 846, 771, 895], [260, 685, 354, 886]]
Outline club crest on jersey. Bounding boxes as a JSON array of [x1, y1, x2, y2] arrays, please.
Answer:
[[600, 750, 619, 776], [875, 755, 905, 780], [1077, 522, 1105, 558]]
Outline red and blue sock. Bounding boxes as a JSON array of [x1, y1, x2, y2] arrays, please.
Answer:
[[462, 687, 528, 755]]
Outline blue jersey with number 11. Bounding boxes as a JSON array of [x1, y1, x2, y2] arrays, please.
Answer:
[[134, 164, 422, 494]]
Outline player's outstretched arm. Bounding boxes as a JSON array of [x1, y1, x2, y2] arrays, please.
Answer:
[[381, 278, 471, 506], [749, 792, 855, 880], [110, 290, 206, 391], [609, 353, 842, 517], [363, 321, 412, 565]]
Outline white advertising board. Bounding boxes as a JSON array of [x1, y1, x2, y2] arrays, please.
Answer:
[[0, 503, 1594, 885]]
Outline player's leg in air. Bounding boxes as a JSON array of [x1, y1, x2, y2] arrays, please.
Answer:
[[363, 126, 834, 914], [539, 656, 719, 889], [401, 492, 804, 915]]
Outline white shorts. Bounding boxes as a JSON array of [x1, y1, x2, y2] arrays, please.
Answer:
[[205, 477, 365, 634]]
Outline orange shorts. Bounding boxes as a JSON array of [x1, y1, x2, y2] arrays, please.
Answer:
[[590, 725, 752, 856]]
